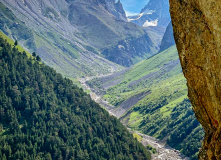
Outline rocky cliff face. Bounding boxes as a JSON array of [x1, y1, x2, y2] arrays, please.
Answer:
[[169, 0, 221, 159]]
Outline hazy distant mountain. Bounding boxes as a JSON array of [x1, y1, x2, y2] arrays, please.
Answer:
[[126, 0, 171, 54], [128, 0, 170, 28]]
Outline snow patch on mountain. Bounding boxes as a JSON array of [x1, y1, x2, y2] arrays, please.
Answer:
[[127, 11, 154, 22], [143, 19, 158, 27], [127, 13, 144, 21]]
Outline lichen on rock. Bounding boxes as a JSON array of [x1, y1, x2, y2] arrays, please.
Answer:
[[169, 0, 221, 159]]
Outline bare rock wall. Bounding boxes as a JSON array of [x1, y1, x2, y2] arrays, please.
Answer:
[[169, 0, 221, 159]]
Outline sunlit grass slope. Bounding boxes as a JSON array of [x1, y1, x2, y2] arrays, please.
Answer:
[[88, 45, 204, 159], [0, 31, 31, 57]]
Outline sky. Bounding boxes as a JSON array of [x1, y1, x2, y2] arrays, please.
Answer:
[[120, 0, 150, 16]]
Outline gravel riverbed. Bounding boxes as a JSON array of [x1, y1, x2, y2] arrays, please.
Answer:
[[79, 76, 189, 160]]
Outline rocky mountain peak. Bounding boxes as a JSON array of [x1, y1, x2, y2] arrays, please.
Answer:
[[67, 0, 126, 21], [105, 0, 127, 21], [128, 0, 170, 28], [141, 0, 170, 17]]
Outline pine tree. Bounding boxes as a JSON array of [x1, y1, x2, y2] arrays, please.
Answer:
[[32, 52, 36, 57], [14, 40, 18, 46], [36, 55, 41, 61]]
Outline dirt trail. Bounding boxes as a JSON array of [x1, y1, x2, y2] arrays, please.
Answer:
[[79, 75, 189, 160]]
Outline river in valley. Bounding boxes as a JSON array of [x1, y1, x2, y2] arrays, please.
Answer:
[[79, 76, 189, 160]]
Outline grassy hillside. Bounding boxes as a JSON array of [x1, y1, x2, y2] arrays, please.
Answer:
[[0, 1, 123, 78], [0, 31, 31, 57], [0, 2, 35, 50], [0, 31, 151, 160], [88, 45, 204, 159]]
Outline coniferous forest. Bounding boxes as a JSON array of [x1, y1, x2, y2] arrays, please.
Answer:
[[0, 36, 151, 160]]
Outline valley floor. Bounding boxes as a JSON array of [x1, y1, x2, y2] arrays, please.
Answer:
[[79, 75, 189, 160]]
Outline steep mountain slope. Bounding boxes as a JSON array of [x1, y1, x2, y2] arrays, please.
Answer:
[[0, 0, 156, 69], [87, 46, 204, 159], [0, 32, 151, 160], [0, 1, 124, 78], [158, 21, 175, 53]]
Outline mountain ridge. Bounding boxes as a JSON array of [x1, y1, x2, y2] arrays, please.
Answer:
[[0, 1, 124, 79], [0, 0, 157, 70]]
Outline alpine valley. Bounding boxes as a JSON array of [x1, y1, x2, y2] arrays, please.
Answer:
[[86, 1, 204, 159], [0, 0, 205, 160]]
